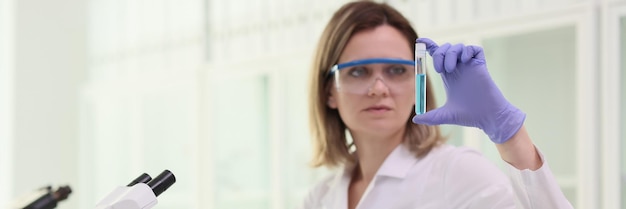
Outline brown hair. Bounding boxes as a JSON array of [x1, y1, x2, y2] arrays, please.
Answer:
[[308, 0, 445, 168]]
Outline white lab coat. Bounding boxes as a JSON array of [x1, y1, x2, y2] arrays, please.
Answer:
[[300, 143, 573, 209]]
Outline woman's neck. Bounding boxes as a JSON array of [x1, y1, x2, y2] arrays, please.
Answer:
[[351, 129, 404, 182]]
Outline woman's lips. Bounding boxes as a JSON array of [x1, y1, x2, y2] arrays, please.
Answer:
[[364, 105, 391, 113]]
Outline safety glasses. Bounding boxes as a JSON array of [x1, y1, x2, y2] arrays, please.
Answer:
[[328, 58, 415, 94]]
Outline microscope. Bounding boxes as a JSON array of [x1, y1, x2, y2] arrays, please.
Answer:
[[17, 185, 72, 209], [94, 170, 176, 209]]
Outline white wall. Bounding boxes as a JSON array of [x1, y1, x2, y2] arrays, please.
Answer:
[[9, 0, 86, 208], [0, 0, 15, 207]]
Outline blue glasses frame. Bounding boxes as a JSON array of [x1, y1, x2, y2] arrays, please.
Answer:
[[328, 58, 415, 76]]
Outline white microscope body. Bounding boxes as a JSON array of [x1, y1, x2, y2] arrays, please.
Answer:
[[94, 170, 175, 209], [94, 183, 157, 209]]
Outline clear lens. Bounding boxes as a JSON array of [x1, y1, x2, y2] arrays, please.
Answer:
[[334, 63, 414, 94]]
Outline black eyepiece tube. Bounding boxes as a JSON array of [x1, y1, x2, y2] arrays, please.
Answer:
[[52, 186, 72, 202], [23, 185, 72, 209], [147, 170, 176, 197], [127, 173, 152, 186]]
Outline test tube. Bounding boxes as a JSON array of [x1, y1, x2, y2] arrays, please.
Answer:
[[415, 42, 427, 115]]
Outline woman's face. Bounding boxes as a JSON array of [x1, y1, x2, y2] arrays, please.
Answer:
[[328, 24, 414, 137]]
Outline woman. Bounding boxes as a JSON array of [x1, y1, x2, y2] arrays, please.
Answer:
[[301, 1, 573, 209]]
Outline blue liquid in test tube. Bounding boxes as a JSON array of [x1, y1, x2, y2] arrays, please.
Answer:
[[415, 42, 427, 115]]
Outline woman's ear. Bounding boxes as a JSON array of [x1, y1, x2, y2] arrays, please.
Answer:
[[327, 93, 338, 109]]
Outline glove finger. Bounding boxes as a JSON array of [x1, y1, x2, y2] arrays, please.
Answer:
[[416, 38, 439, 56], [469, 45, 485, 60], [431, 43, 451, 74], [460, 45, 475, 63], [444, 43, 464, 73], [412, 107, 453, 126], [461, 45, 485, 64]]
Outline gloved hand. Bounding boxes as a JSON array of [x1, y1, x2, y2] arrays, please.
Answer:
[[412, 38, 526, 144]]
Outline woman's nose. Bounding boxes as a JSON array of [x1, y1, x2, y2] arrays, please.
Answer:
[[367, 78, 390, 97]]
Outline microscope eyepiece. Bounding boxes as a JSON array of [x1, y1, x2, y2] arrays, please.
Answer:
[[146, 170, 176, 197], [23, 185, 71, 209], [94, 170, 176, 209], [52, 186, 72, 202], [127, 173, 152, 187]]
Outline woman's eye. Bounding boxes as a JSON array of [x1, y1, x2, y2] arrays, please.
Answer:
[[387, 65, 407, 75], [348, 67, 368, 77]]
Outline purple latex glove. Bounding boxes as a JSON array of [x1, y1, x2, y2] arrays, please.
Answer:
[[412, 38, 526, 144]]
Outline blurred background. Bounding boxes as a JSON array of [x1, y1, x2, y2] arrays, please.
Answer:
[[0, 0, 625, 208]]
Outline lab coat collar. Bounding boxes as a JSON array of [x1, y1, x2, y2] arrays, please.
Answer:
[[319, 143, 419, 208], [375, 143, 419, 179], [320, 161, 353, 208]]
